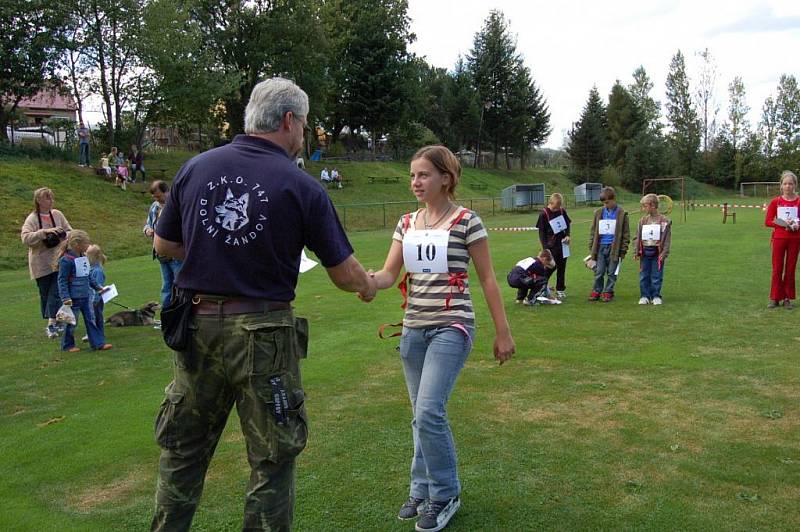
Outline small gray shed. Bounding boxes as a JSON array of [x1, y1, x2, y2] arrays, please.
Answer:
[[574, 182, 602, 203], [501, 184, 546, 210]]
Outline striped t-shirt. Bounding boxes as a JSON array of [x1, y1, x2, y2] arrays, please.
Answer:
[[393, 208, 488, 328]]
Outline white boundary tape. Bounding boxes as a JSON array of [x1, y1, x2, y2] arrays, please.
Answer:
[[489, 227, 538, 232], [690, 203, 766, 209]]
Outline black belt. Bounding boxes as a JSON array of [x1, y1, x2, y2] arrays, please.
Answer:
[[192, 296, 291, 315]]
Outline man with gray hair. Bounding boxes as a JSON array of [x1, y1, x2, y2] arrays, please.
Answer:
[[150, 77, 376, 531]]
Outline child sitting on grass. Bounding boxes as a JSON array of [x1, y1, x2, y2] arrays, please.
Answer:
[[55, 230, 112, 352], [507, 249, 556, 305]]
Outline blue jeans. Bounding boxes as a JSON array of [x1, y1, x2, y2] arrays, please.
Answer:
[[159, 259, 183, 308], [400, 325, 473, 502], [62, 297, 105, 350], [93, 300, 105, 331], [639, 256, 665, 299], [79, 143, 90, 165], [593, 244, 619, 294]]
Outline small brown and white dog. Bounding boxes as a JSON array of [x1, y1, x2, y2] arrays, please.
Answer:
[[105, 301, 161, 327]]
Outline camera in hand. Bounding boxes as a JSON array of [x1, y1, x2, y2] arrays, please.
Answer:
[[43, 228, 66, 248]]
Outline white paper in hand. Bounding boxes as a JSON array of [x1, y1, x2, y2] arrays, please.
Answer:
[[299, 249, 318, 273], [561, 242, 571, 258], [101, 283, 118, 303], [614, 261, 621, 276]]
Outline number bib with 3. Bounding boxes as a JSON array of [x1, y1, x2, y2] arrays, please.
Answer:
[[403, 229, 450, 273], [598, 219, 616, 235]]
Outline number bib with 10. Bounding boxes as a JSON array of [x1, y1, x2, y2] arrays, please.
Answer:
[[403, 230, 450, 273]]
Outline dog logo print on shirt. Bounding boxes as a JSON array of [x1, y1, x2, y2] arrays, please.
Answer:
[[214, 188, 249, 231]]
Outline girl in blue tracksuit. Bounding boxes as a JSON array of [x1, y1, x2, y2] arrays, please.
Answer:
[[56, 230, 112, 352], [86, 245, 108, 336]]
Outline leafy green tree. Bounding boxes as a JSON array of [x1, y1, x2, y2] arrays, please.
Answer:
[[628, 66, 660, 132], [621, 128, 669, 190], [467, 10, 518, 167], [324, 0, 414, 152], [694, 48, 719, 152], [448, 57, 480, 152], [0, 0, 68, 141], [606, 81, 641, 168], [467, 10, 549, 168], [760, 95, 779, 160], [665, 50, 701, 177], [726, 76, 750, 186], [775, 74, 800, 165], [566, 86, 608, 183]]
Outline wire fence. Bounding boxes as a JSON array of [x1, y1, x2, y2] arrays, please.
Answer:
[[334, 194, 650, 231]]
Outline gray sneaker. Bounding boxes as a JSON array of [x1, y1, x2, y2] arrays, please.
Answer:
[[767, 300, 779, 309], [415, 497, 460, 532], [784, 299, 795, 310], [398, 497, 426, 520], [46, 324, 58, 339]]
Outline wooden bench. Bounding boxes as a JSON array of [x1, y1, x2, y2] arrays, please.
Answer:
[[469, 182, 488, 190], [367, 176, 401, 184], [722, 202, 736, 224]]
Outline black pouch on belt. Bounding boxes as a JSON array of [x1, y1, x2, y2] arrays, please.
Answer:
[[161, 287, 195, 351]]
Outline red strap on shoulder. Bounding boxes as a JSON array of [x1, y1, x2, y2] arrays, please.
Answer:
[[447, 208, 469, 230]]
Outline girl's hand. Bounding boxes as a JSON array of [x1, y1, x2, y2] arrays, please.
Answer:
[[493, 332, 515, 365], [562, 236, 570, 244]]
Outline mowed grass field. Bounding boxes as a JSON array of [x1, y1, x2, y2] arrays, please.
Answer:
[[1, 194, 798, 531]]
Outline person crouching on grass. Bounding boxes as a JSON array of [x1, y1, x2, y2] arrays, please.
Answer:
[[588, 186, 630, 302], [368, 145, 514, 532], [55, 230, 112, 352], [633, 194, 672, 305], [507, 249, 556, 305]]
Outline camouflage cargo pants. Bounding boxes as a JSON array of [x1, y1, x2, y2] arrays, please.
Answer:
[[151, 309, 309, 532]]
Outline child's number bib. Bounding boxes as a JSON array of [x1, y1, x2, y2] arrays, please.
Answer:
[[74, 256, 90, 277], [598, 219, 616, 235], [516, 257, 535, 269], [778, 206, 798, 222], [548, 214, 567, 234], [403, 230, 450, 273], [642, 224, 661, 241]]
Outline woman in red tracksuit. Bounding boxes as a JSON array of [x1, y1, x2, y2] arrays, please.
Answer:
[[765, 170, 800, 309]]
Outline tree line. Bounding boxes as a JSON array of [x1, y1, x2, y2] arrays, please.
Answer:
[[1, 2, 550, 168], [567, 49, 800, 190]]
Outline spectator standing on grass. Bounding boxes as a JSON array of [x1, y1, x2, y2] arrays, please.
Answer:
[[369, 145, 514, 532], [143, 180, 183, 308], [536, 192, 571, 299], [21, 187, 72, 339], [149, 77, 376, 532], [77, 121, 90, 167], [128, 144, 146, 182], [633, 194, 672, 305], [765, 170, 800, 309], [588, 186, 630, 303]]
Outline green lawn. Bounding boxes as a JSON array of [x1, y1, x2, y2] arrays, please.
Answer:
[[1, 197, 798, 530]]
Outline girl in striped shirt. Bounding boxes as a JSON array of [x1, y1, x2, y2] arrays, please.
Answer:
[[370, 145, 514, 532]]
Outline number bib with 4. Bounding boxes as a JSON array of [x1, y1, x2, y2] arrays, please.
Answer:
[[403, 229, 450, 273]]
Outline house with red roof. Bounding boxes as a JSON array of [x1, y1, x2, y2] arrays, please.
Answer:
[[16, 88, 77, 125]]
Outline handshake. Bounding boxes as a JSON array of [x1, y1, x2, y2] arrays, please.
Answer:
[[357, 270, 379, 303]]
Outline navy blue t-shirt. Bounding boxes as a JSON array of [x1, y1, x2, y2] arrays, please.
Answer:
[[155, 135, 353, 300]]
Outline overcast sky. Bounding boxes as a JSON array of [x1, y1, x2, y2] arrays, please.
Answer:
[[407, 0, 800, 149]]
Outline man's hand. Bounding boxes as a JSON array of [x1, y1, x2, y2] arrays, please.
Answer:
[[145, 227, 155, 237], [357, 274, 377, 303]]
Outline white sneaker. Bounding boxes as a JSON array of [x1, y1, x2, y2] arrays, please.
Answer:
[[556, 290, 566, 299], [652, 297, 663, 305], [638, 297, 649, 305]]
